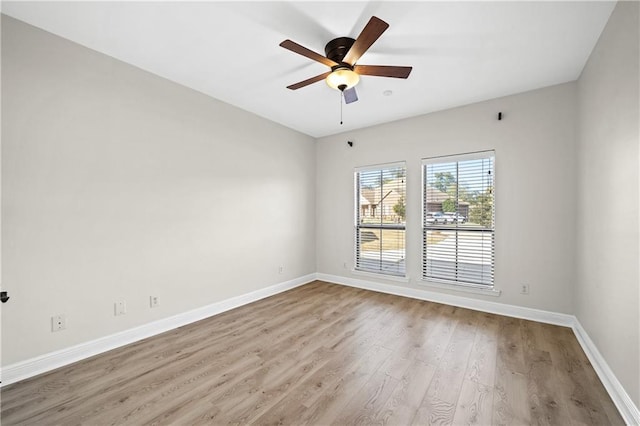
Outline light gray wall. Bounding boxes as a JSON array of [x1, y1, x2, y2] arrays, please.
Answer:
[[316, 82, 577, 314], [576, 1, 639, 407], [1, 16, 316, 365]]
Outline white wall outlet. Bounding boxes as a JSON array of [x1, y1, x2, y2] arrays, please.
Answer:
[[520, 284, 530, 295], [114, 300, 127, 316], [343, 262, 348, 269], [278, 265, 283, 274], [51, 314, 66, 332], [150, 296, 159, 308]]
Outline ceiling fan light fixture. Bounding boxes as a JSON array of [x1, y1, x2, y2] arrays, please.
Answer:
[[326, 68, 360, 91]]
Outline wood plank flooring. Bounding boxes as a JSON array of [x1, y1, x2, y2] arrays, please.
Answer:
[[0, 281, 624, 425]]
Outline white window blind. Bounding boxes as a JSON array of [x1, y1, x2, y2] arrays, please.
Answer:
[[355, 163, 406, 277], [422, 151, 495, 287]]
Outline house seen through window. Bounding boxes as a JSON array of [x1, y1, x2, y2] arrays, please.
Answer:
[[423, 151, 495, 287], [355, 163, 406, 277]]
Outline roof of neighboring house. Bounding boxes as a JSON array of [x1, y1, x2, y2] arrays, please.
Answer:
[[424, 186, 470, 206], [361, 184, 470, 207], [425, 186, 450, 202], [360, 179, 405, 206], [360, 190, 402, 206]]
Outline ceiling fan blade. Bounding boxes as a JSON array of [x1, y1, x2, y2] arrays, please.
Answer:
[[343, 87, 358, 104], [286, 71, 332, 90], [280, 39, 338, 68], [343, 16, 389, 65], [354, 65, 412, 79]]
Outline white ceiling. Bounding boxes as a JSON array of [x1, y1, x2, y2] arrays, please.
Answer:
[[2, 1, 616, 138]]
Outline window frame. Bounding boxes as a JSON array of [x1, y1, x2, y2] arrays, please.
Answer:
[[354, 161, 407, 278], [421, 150, 495, 288]]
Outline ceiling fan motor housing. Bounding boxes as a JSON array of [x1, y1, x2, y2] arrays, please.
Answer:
[[325, 37, 356, 66]]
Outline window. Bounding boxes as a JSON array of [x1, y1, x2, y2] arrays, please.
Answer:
[[422, 151, 495, 287], [355, 162, 406, 277]]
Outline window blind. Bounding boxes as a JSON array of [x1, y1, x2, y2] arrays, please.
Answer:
[[355, 163, 406, 277], [422, 151, 495, 287]]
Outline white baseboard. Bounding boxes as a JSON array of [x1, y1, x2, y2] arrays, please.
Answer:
[[573, 319, 640, 425], [1, 274, 316, 387], [317, 273, 640, 425], [317, 273, 574, 327]]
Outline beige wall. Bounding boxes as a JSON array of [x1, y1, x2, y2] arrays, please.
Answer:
[[1, 16, 316, 365], [576, 1, 640, 407], [316, 82, 578, 314]]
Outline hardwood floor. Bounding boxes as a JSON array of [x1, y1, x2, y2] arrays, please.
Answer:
[[0, 281, 624, 425]]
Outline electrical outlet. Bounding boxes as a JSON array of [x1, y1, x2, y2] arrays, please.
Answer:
[[520, 284, 530, 295], [114, 300, 127, 316], [343, 262, 348, 269], [51, 315, 66, 332], [150, 296, 159, 308], [278, 266, 283, 274]]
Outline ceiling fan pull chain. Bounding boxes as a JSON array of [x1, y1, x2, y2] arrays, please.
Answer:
[[340, 91, 343, 125]]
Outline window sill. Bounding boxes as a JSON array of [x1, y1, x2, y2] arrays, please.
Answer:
[[418, 279, 501, 297], [352, 269, 410, 283]]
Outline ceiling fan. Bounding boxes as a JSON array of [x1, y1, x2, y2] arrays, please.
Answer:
[[280, 16, 412, 104]]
